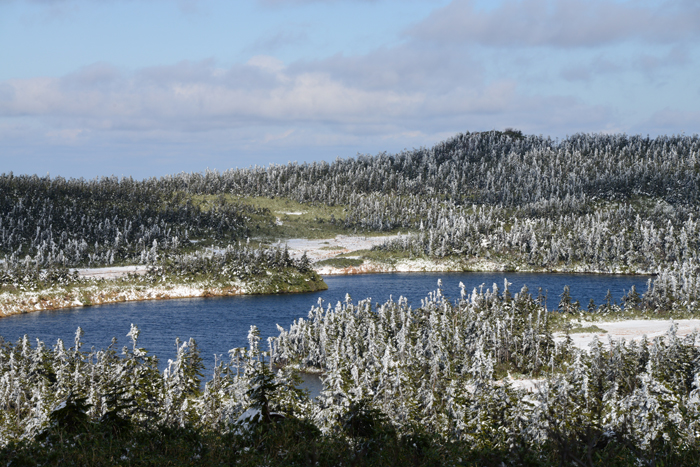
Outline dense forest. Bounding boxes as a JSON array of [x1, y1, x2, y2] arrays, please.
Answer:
[[6, 131, 700, 267], [3, 131, 700, 464], [3, 130, 700, 308]]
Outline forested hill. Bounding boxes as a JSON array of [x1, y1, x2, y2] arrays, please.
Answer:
[[6, 131, 700, 208], [6, 131, 700, 464], [0, 173, 262, 266], [3, 131, 700, 305], [161, 131, 700, 206]]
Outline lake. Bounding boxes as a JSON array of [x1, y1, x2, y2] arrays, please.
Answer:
[[0, 272, 651, 372]]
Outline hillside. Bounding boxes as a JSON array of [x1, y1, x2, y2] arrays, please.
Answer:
[[3, 131, 700, 314]]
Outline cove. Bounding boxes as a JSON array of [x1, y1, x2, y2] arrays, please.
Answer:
[[0, 272, 651, 371]]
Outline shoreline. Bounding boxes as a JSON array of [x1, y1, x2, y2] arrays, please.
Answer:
[[315, 257, 657, 276], [0, 233, 657, 317], [0, 272, 327, 318], [279, 234, 657, 276], [0, 262, 652, 318]]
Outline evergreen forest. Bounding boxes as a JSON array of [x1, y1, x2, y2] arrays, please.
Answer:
[[3, 130, 700, 465]]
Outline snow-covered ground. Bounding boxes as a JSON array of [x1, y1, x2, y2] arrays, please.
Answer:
[[63, 235, 399, 280], [73, 265, 147, 279], [557, 319, 700, 349], [280, 234, 401, 262]]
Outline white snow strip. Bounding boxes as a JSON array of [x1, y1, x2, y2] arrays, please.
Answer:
[[74, 265, 147, 279], [282, 234, 401, 263], [556, 319, 700, 349]]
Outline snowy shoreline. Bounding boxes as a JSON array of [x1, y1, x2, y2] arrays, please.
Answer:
[[279, 234, 656, 276], [0, 271, 327, 317], [314, 258, 656, 276], [0, 234, 655, 318]]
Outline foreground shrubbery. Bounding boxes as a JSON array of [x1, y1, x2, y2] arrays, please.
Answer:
[[3, 285, 700, 465], [2, 418, 671, 466]]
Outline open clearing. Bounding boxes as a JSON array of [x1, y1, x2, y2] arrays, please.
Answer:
[[280, 234, 400, 262]]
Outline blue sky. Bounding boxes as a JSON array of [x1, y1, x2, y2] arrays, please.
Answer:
[[1, 0, 699, 179]]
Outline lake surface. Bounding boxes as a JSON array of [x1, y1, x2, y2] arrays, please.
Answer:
[[0, 272, 651, 372]]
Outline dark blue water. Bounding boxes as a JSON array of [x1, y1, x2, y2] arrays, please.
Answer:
[[0, 272, 651, 372]]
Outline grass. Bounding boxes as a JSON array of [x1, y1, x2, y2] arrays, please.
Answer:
[[207, 195, 352, 240], [188, 194, 416, 241]]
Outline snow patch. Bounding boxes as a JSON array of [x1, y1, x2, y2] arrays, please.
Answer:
[[556, 319, 700, 349], [74, 265, 147, 279], [281, 234, 401, 263]]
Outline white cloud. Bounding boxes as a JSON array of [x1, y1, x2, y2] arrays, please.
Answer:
[[0, 50, 626, 177], [246, 55, 286, 74], [408, 0, 700, 48], [0, 48, 624, 141], [0, 56, 484, 131]]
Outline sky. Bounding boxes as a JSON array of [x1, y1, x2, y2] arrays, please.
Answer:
[[1, 0, 699, 179]]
